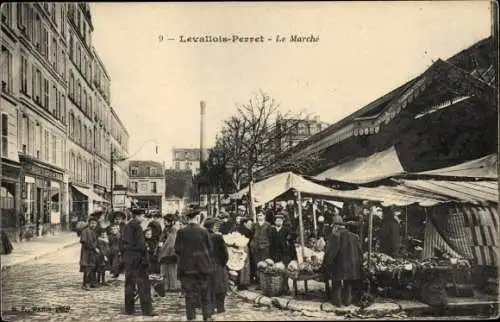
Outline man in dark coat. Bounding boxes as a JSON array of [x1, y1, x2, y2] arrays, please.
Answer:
[[377, 207, 402, 258], [80, 216, 100, 290], [121, 208, 157, 316], [322, 215, 362, 307], [250, 211, 272, 285], [204, 218, 229, 314], [175, 209, 215, 321], [270, 214, 298, 265]]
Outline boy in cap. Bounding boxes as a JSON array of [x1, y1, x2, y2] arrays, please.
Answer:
[[175, 209, 215, 321], [79, 216, 100, 290]]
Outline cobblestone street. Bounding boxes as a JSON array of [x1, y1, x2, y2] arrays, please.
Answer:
[[1, 244, 338, 321]]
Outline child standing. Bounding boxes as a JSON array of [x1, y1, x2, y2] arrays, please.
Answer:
[[96, 229, 111, 285]]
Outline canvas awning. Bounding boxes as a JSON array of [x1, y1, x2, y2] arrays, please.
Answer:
[[72, 185, 109, 203], [314, 146, 405, 184], [397, 179, 498, 204], [230, 172, 338, 206], [418, 154, 497, 179]]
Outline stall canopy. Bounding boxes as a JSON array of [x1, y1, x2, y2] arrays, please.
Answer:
[[230, 172, 337, 206], [417, 154, 497, 179], [72, 185, 109, 203], [314, 146, 405, 184], [396, 180, 498, 204]]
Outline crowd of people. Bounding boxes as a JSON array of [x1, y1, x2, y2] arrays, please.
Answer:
[[76, 198, 415, 319]]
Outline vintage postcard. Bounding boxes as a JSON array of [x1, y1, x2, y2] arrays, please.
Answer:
[[0, 1, 498, 321]]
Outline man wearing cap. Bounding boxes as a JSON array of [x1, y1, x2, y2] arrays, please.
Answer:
[[175, 209, 215, 321], [270, 213, 297, 294], [250, 211, 272, 286], [121, 208, 157, 316], [322, 214, 362, 307], [79, 216, 100, 290]]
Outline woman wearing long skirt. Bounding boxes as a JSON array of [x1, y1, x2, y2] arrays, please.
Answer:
[[158, 214, 181, 291]]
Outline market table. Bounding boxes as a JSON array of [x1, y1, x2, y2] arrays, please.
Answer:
[[288, 272, 325, 297]]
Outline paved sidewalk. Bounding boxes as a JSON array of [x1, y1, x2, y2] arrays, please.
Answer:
[[1, 232, 80, 270]]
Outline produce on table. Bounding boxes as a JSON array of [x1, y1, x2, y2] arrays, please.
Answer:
[[258, 259, 287, 276]]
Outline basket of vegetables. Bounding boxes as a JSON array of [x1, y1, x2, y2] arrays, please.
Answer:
[[257, 259, 287, 297]]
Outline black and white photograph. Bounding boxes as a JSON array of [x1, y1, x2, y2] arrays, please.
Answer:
[[0, 1, 498, 321]]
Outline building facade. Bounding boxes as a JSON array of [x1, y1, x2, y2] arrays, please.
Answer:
[[171, 148, 207, 174], [128, 161, 165, 213], [274, 116, 329, 152], [0, 3, 129, 240]]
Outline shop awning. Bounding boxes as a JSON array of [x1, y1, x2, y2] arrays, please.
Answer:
[[397, 179, 498, 204], [417, 154, 497, 179], [230, 172, 338, 206], [314, 146, 405, 184], [72, 185, 109, 203]]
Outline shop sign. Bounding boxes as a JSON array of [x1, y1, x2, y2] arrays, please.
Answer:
[[24, 163, 63, 182]]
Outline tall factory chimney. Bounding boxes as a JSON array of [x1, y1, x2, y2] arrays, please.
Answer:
[[200, 101, 207, 164]]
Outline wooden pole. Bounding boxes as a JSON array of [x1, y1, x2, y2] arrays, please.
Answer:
[[297, 190, 305, 263], [312, 199, 318, 239], [367, 209, 374, 294], [249, 181, 256, 222]]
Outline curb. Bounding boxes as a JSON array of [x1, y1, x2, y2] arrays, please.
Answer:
[[1, 240, 80, 272], [234, 289, 405, 316]]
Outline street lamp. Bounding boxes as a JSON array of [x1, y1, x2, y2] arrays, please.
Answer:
[[110, 139, 159, 212]]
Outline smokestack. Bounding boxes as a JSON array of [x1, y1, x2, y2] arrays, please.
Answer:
[[200, 101, 207, 164]]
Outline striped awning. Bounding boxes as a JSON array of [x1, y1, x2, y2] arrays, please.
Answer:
[[397, 179, 498, 204]]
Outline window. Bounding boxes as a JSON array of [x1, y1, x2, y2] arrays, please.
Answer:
[[175, 161, 180, 170], [20, 55, 28, 93], [131, 167, 138, 176], [60, 6, 65, 36], [61, 95, 66, 123], [130, 182, 138, 193], [151, 182, 157, 193], [69, 35, 73, 60], [83, 125, 87, 147], [76, 45, 80, 69], [17, 4, 27, 31], [77, 82, 81, 106], [1, 46, 12, 94], [150, 167, 156, 176], [1, 114, 8, 157], [43, 78, 49, 108], [88, 129, 92, 149], [51, 134, 56, 164], [42, 26, 48, 57], [77, 119, 81, 143], [83, 89, 87, 112], [35, 123, 41, 158], [44, 130, 49, 162], [69, 71, 74, 98], [60, 49, 66, 78], [51, 37, 57, 69], [2, 3, 12, 27], [69, 112, 74, 138], [21, 116, 28, 153], [28, 119, 35, 156], [51, 85, 57, 116]]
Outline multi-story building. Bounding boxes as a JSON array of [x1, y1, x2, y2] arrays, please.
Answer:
[[171, 148, 208, 174], [0, 3, 129, 240], [274, 116, 329, 152], [128, 161, 165, 213]]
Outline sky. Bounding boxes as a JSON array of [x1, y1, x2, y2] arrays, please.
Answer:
[[89, 1, 492, 167]]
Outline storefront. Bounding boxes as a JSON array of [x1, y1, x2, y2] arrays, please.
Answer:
[[70, 184, 109, 221], [20, 156, 64, 237], [93, 184, 110, 213], [1, 158, 22, 241]]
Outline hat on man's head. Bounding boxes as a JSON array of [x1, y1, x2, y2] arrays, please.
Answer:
[[274, 213, 284, 220], [204, 217, 220, 230], [219, 212, 229, 219], [131, 208, 146, 217], [361, 200, 371, 209], [88, 216, 98, 223], [185, 209, 200, 219]]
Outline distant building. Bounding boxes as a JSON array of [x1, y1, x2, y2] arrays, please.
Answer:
[[171, 148, 209, 175], [274, 116, 329, 152], [128, 160, 165, 212]]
